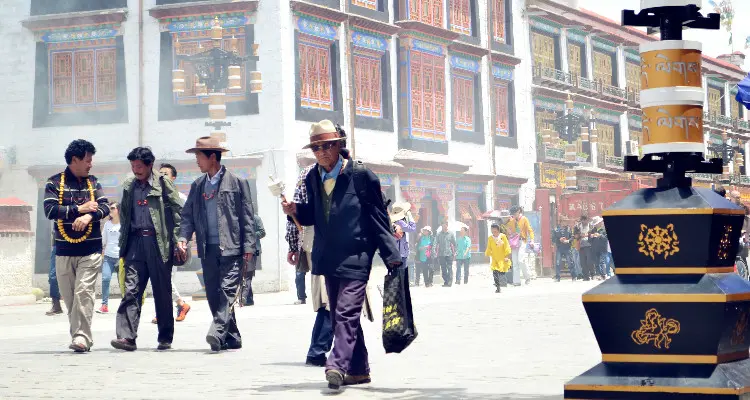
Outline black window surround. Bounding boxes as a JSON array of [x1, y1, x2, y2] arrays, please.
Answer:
[[158, 26, 259, 122], [302, 0, 341, 9], [32, 36, 129, 128], [450, 72, 484, 145], [294, 31, 344, 123], [531, 29, 563, 70], [493, 80, 517, 149], [31, 0, 126, 15], [349, 0, 389, 23], [450, 0, 481, 45], [569, 42, 587, 77], [353, 51, 395, 132], [491, 0, 514, 55]]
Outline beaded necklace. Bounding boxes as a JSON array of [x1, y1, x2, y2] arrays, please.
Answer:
[[57, 172, 95, 244]]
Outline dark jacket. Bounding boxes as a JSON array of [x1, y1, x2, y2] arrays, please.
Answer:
[[44, 168, 110, 257], [179, 167, 256, 258], [119, 172, 183, 264], [552, 226, 572, 252], [253, 214, 265, 255], [294, 158, 400, 281]]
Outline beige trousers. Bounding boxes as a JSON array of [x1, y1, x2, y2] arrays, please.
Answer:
[[56, 253, 102, 348]]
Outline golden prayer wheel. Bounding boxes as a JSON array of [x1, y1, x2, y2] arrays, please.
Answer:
[[639, 40, 702, 90], [565, 143, 577, 163], [252, 43, 260, 57], [172, 69, 185, 93], [250, 71, 263, 94], [208, 105, 226, 120], [211, 17, 223, 41], [580, 127, 589, 142], [228, 66, 242, 90], [565, 169, 577, 189], [640, 87, 704, 155], [209, 92, 226, 106]]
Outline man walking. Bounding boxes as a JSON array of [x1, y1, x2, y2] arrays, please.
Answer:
[[44, 139, 110, 352], [281, 120, 401, 389], [552, 221, 575, 282], [285, 164, 334, 367], [507, 206, 534, 286], [435, 220, 456, 287], [241, 214, 265, 306], [46, 229, 64, 316], [111, 148, 184, 351], [178, 136, 256, 352]]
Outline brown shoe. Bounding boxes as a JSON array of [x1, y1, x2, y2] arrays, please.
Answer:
[[175, 303, 191, 322], [46, 299, 63, 316], [343, 374, 371, 386], [111, 338, 137, 351]]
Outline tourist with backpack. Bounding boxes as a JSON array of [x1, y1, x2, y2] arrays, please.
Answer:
[[280, 120, 401, 390]]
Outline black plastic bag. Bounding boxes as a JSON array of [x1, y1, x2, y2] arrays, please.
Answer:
[[382, 267, 418, 353]]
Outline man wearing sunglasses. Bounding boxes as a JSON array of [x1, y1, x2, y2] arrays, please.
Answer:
[[281, 120, 401, 390]]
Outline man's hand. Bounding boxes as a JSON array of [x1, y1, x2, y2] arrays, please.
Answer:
[[281, 200, 296, 216], [388, 261, 402, 270], [175, 243, 187, 262], [78, 201, 99, 214], [287, 251, 299, 265], [177, 241, 188, 257], [72, 214, 93, 231], [243, 253, 254, 262]]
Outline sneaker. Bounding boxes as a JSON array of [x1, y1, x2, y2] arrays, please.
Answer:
[[111, 338, 137, 352], [157, 342, 171, 351], [343, 374, 371, 386], [175, 303, 191, 322], [294, 299, 306, 305], [325, 369, 344, 390], [206, 335, 222, 352], [96, 304, 109, 314]]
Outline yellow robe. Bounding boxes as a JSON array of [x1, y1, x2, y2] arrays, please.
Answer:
[[485, 234, 511, 272]]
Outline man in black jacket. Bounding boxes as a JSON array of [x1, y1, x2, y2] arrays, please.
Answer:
[[281, 120, 401, 390], [178, 137, 256, 352]]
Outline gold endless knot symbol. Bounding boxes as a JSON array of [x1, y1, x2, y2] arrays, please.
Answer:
[[638, 224, 680, 260], [631, 308, 681, 349]]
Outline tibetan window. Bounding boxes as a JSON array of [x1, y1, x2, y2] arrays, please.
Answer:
[[354, 53, 382, 118], [731, 95, 741, 120], [567, 44, 582, 78], [450, 0, 471, 36], [598, 124, 616, 157], [625, 62, 640, 92], [708, 87, 722, 117], [299, 36, 333, 111], [494, 83, 509, 136], [409, 0, 444, 28], [493, 0, 505, 43], [593, 51, 613, 85], [353, 0, 378, 10], [173, 32, 247, 106], [410, 50, 446, 139], [50, 44, 117, 113], [531, 32, 555, 70], [452, 74, 474, 131]]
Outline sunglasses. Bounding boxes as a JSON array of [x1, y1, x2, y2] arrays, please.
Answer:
[[310, 142, 338, 153]]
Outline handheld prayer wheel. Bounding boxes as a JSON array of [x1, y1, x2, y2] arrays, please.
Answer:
[[228, 66, 242, 90], [172, 69, 185, 93], [250, 71, 263, 94], [208, 93, 226, 120]]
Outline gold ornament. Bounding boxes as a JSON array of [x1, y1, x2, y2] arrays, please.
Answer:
[[56, 172, 95, 244], [631, 308, 681, 349], [637, 223, 680, 260]]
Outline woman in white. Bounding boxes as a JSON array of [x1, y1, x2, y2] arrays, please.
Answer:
[[97, 201, 121, 314]]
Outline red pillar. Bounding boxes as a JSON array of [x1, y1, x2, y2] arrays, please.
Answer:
[[535, 188, 553, 273]]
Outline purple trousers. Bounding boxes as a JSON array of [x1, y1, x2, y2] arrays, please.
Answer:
[[325, 276, 370, 376]]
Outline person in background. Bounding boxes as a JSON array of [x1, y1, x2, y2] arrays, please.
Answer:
[[551, 219, 574, 282], [576, 214, 595, 281], [714, 185, 727, 198], [455, 227, 471, 285], [571, 225, 582, 280], [46, 227, 63, 316], [390, 202, 416, 284], [416, 226, 433, 287], [242, 214, 265, 306], [435, 220, 457, 287], [97, 201, 121, 314], [153, 163, 191, 324], [506, 206, 534, 286], [485, 223, 511, 293], [589, 216, 608, 280]]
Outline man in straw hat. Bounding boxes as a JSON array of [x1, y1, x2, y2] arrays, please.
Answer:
[[281, 120, 401, 389], [177, 136, 257, 352], [390, 202, 416, 284]]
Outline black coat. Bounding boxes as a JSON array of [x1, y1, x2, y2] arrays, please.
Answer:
[[294, 158, 401, 281]]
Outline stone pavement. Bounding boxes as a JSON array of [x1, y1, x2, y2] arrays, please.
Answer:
[[0, 269, 601, 400]]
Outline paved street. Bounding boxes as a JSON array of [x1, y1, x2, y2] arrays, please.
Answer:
[[0, 268, 600, 400]]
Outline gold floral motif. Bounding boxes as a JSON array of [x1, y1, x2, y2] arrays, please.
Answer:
[[638, 224, 680, 260], [718, 225, 733, 260], [631, 308, 681, 349], [731, 308, 749, 346]]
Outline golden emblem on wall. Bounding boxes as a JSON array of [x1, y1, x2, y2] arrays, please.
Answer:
[[638, 224, 680, 260], [718, 225, 733, 260], [731, 308, 749, 346], [631, 308, 681, 349]]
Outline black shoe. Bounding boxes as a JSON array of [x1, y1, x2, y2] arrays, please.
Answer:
[[244, 301, 255, 306], [555, 277, 561, 282], [306, 356, 327, 367], [222, 342, 242, 350], [111, 338, 137, 352], [495, 287, 501, 293], [46, 299, 63, 316], [583, 277, 591, 281], [206, 335, 221, 352], [455, 281, 460, 285], [157, 342, 171, 351]]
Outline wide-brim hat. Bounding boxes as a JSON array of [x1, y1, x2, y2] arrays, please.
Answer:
[[591, 216, 604, 226], [421, 226, 432, 233], [303, 120, 344, 149], [185, 136, 229, 154], [389, 201, 411, 222]]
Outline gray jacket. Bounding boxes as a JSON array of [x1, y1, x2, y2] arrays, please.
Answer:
[[179, 168, 256, 258]]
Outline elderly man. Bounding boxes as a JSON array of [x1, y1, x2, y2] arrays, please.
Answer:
[[281, 120, 401, 389], [390, 202, 416, 284]]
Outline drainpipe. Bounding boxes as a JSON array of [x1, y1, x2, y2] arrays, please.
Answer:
[[343, 9, 356, 158], [487, 0, 497, 208], [138, 0, 145, 146]]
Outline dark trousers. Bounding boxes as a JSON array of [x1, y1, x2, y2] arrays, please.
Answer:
[[49, 245, 60, 300], [555, 249, 574, 280], [417, 261, 433, 286], [202, 244, 243, 347], [493, 270, 507, 288], [116, 235, 174, 344], [439, 256, 453, 286], [307, 307, 333, 360], [455, 259, 470, 283], [579, 246, 595, 280], [295, 270, 307, 301], [325, 276, 369, 376], [242, 271, 255, 305]]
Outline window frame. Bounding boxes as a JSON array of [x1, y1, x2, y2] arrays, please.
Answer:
[[49, 46, 118, 113], [450, 65, 484, 144], [352, 32, 393, 132], [409, 49, 446, 141], [492, 66, 517, 148], [350, 0, 389, 22], [293, 30, 343, 123], [491, 0, 514, 54]]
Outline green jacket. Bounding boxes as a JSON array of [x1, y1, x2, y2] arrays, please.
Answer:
[[119, 172, 183, 264]]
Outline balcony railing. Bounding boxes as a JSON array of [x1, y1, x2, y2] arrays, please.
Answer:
[[537, 143, 566, 163], [532, 64, 574, 87], [626, 87, 640, 105], [739, 120, 750, 131], [598, 154, 624, 170], [601, 84, 628, 101], [717, 114, 733, 127], [577, 76, 597, 92]]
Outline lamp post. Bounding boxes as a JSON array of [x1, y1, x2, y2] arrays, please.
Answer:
[[171, 16, 262, 146]]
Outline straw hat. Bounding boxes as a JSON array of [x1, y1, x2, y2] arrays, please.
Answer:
[[302, 120, 345, 149], [591, 216, 604, 226], [185, 136, 229, 154], [390, 201, 411, 222]]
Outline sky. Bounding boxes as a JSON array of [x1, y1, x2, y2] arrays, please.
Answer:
[[576, 0, 750, 71]]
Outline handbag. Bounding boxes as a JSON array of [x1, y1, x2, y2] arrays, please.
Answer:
[[508, 233, 522, 249], [160, 177, 191, 267], [382, 267, 418, 353]]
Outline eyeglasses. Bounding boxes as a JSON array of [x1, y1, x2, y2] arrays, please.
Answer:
[[310, 142, 337, 153]]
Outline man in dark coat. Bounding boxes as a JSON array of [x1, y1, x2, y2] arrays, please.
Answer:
[[281, 120, 401, 390]]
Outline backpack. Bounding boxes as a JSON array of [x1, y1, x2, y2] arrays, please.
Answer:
[[351, 160, 395, 233]]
